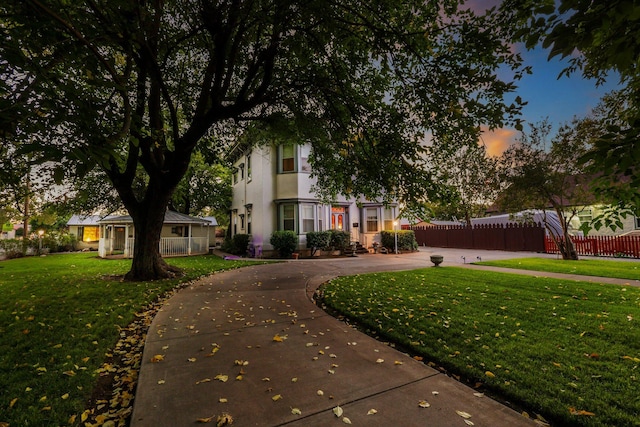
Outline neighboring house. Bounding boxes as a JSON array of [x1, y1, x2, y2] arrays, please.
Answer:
[[228, 142, 399, 257], [67, 215, 102, 250], [565, 204, 640, 237], [97, 210, 214, 258]]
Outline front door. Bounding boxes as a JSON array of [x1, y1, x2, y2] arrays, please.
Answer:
[[113, 226, 126, 251], [331, 207, 348, 231]]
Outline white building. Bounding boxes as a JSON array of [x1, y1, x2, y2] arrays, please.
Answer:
[[228, 142, 398, 257]]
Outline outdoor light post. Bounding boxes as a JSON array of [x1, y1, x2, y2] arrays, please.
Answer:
[[393, 220, 398, 254]]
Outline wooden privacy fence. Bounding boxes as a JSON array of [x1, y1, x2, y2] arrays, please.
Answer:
[[409, 223, 545, 252], [545, 235, 640, 258]]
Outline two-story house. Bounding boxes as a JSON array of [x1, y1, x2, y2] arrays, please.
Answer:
[[228, 142, 398, 257]]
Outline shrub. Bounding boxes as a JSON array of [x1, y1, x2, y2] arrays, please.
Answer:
[[0, 239, 28, 259], [221, 234, 250, 256], [306, 231, 331, 256], [270, 230, 298, 258], [380, 230, 418, 252], [329, 230, 350, 251], [40, 230, 78, 253]]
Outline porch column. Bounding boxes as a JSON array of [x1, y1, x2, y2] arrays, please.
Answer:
[[124, 224, 130, 257], [188, 224, 192, 255]]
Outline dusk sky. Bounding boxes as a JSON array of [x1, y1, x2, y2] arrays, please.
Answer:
[[481, 45, 621, 157], [468, 0, 622, 157]]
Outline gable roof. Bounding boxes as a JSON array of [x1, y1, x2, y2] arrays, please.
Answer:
[[66, 215, 103, 226]]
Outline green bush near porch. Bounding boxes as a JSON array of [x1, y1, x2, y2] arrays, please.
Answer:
[[270, 230, 298, 258], [380, 230, 418, 252]]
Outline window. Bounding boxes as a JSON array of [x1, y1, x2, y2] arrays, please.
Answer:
[[240, 214, 245, 230], [635, 216, 640, 229], [78, 226, 99, 242], [239, 163, 244, 180], [247, 211, 252, 235], [577, 208, 592, 224], [280, 144, 295, 173], [233, 168, 238, 184], [232, 210, 238, 235], [366, 207, 379, 232], [281, 204, 296, 231], [318, 206, 324, 231], [246, 153, 252, 181], [384, 208, 394, 231], [301, 204, 315, 233]]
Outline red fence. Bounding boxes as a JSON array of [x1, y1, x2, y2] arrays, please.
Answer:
[[409, 223, 545, 252], [545, 235, 640, 258]]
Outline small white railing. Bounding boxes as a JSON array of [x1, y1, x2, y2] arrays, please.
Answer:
[[99, 236, 209, 258]]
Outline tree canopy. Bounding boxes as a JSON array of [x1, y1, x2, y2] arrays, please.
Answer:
[[502, 0, 640, 209], [1, 0, 527, 279]]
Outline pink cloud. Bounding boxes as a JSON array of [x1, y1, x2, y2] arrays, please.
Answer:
[[480, 127, 518, 157]]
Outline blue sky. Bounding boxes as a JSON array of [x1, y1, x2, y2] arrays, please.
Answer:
[[465, 0, 622, 155], [482, 45, 621, 156]]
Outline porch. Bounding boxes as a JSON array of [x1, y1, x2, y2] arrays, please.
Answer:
[[98, 236, 209, 258]]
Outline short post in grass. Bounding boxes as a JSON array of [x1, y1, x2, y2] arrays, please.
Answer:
[[430, 255, 443, 266]]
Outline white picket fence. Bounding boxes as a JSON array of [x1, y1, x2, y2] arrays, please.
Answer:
[[99, 237, 208, 258]]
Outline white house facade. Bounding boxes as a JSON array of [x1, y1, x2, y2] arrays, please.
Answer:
[[229, 142, 398, 257]]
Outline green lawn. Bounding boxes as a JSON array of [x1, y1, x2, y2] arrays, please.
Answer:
[[0, 252, 259, 426], [476, 257, 640, 281], [320, 267, 640, 427]]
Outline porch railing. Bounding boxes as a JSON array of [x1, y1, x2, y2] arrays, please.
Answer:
[[99, 236, 209, 258]]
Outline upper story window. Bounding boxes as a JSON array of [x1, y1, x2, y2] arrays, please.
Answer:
[[233, 168, 238, 184], [279, 143, 296, 173]]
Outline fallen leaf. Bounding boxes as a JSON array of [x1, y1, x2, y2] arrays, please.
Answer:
[[61, 393, 69, 400], [342, 417, 352, 424], [473, 392, 484, 398], [196, 378, 211, 384], [317, 390, 324, 396], [376, 358, 384, 363], [456, 410, 472, 419], [188, 358, 197, 362], [333, 406, 344, 417], [219, 398, 228, 403], [217, 413, 234, 426], [291, 408, 302, 415], [158, 380, 166, 384], [272, 394, 282, 401], [367, 409, 378, 415], [569, 407, 595, 416], [464, 420, 475, 426], [215, 374, 229, 382], [485, 371, 495, 378], [196, 416, 214, 423], [273, 334, 286, 342], [432, 391, 439, 396], [150, 354, 164, 363], [10, 398, 18, 408], [394, 361, 403, 365], [418, 400, 430, 408]]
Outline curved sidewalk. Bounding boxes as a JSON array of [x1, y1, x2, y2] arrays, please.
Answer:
[[130, 249, 635, 426]]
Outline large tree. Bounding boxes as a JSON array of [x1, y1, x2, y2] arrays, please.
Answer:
[[497, 119, 598, 260], [502, 0, 640, 209], [1, 1, 526, 280], [427, 141, 501, 225]]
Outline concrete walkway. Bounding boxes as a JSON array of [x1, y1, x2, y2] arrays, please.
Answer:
[[130, 248, 637, 426]]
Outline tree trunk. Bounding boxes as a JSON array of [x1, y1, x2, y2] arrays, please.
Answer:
[[124, 194, 182, 281], [553, 207, 579, 261]]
